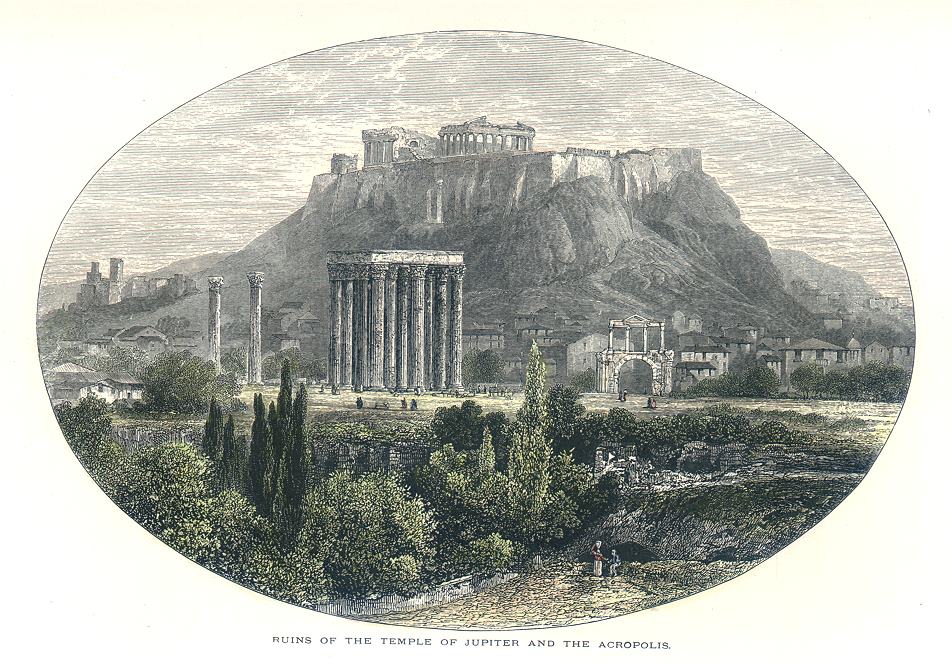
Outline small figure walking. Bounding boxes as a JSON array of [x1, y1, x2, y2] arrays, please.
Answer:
[[410, 398, 418, 411], [355, 396, 363, 409], [591, 540, 605, 577], [622, 389, 628, 402], [401, 397, 408, 410], [608, 548, 621, 584]]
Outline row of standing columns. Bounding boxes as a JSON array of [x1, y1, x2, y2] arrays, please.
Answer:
[[207, 272, 265, 385], [440, 132, 533, 156], [327, 263, 465, 391], [607, 322, 666, 354], [364, 139, 395, 166]]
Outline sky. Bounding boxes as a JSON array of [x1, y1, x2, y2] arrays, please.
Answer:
[[44, 31, 910, 300]]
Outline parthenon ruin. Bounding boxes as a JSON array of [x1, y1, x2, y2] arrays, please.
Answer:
[[438, 116, 535, 155], [327, 250, 465, 391]]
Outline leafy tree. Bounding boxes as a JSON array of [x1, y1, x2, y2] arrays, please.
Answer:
[[465, 533, 515, 579], [262, 348, 326, 382], [682, 371, 744, 398], [791, 363, 826, 398], [220, 347, 246, 380], [299, 471, 435, 597], [86, 345, 150, 378], [54, 395, 126, 494], [740, 365, 781, 397], [140, 351, 238, 413], [113, 442, 215, 560], [569, 367, 597, 392], [545, 384, 584, 456], [461, 349, 504, 388], [431, 400, 511, 461], [507, 342, 554, 546]]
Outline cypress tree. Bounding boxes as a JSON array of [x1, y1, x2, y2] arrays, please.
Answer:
[[507, 342, 553, 545], [288, 383, 309, 521], [477, 426, 496, 475], [248, 393, 274, 516], [266, 401, 281, 514], [219, 414, 238, 490], [201, 398, 225, 462]]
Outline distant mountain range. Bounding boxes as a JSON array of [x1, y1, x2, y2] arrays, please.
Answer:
[[769, 247, 880, 298]]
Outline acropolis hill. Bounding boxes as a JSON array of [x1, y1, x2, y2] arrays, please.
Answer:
[[307, 144, 703, 231], [50, 118, 823, 345]]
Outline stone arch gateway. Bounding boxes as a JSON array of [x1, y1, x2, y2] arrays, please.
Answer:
[[595, 314, 674, 395]]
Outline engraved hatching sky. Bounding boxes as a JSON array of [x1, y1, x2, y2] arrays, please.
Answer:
[[45, 31, 910, 300]]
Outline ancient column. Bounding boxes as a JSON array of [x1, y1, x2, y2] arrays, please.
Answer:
[[608, 327, 615, 350], [354, 265, 369, 388], [643, 326, 649, 353], [368, 264, 387, 389], [341, 271, 354, 388], [247, 272, 264, 384], [383, 265, 397, 388], [435, 179, 444, 224], [327, 267, 344, 386], [659, 322, 666, 353], [433, 267, 449, 389], [448, 265, 465, 389], [395, 265, 409, 390], [424, 267, 434, 387], [207, 277, 223, 371], [409, 264, 427, 390], [624, 326, 631, 353]]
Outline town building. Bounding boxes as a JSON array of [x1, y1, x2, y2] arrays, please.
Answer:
[[776, 338, 849, 387], [862, 340, 890, 364], [889, 343, 915, 371], [46, 362, 144, 405], [566, 333, 609, 376], [673, 361, 718, 391], [677, 344, 730, 374], [462, 328, 505, 352], [111, 325, 169, 358]]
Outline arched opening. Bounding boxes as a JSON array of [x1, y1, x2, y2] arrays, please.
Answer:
[[409, 140, 419, 148], [616, 357, 653, 395]]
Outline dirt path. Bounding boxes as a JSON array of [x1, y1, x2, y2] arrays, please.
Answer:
[[363, 559, 759, 629]]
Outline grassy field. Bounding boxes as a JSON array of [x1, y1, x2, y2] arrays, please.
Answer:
[[109, 388, 901, 454]]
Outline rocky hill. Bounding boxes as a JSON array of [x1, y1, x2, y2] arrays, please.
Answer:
[[42, 148, 824, 353], [770, 247, 879, 298]]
